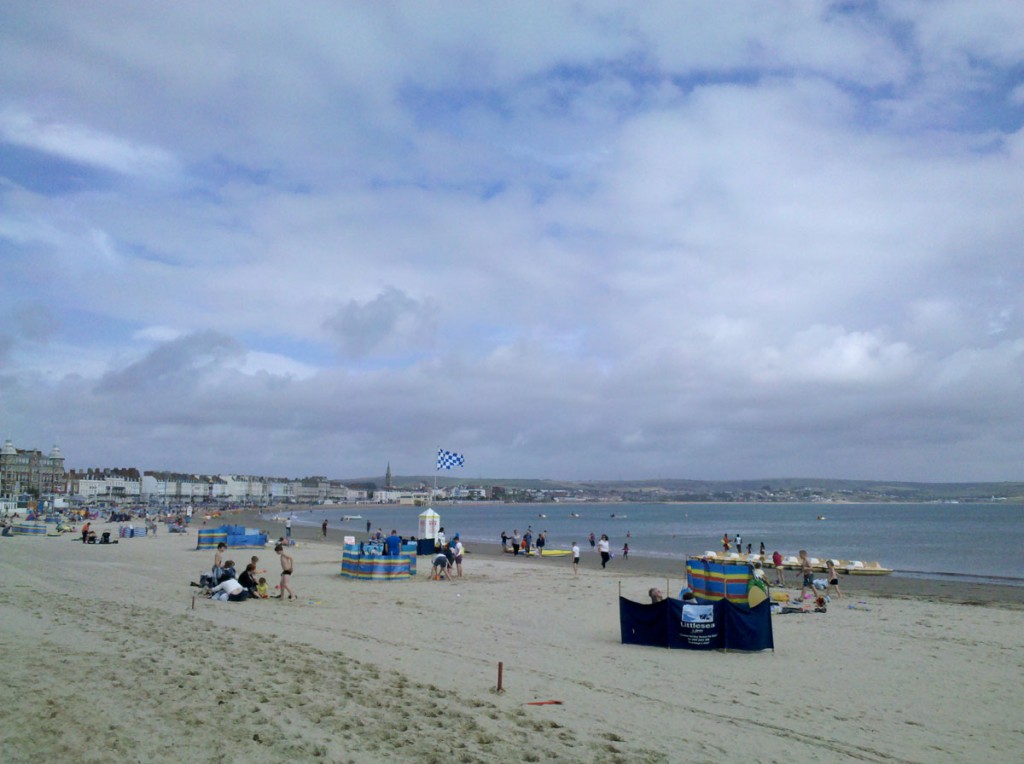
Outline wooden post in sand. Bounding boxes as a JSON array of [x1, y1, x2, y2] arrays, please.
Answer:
[[497, 662, 504, 692], [191, 595, 195, 610]]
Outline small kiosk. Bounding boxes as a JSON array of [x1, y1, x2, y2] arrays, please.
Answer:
[[416, 508, 440, 555]]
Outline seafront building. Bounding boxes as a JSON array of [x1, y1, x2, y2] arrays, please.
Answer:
[[4, 441, 556, 510], [0, 439, 65, 500], [66, 468, 141, 502]]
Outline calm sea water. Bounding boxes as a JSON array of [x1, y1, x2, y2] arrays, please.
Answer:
[[289, 502, 1024, 586]]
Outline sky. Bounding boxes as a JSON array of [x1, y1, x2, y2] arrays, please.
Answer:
[[2, 2, 1023, 483]]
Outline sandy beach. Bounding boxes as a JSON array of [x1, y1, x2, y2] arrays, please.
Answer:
[[2, 514, 1022, 763]]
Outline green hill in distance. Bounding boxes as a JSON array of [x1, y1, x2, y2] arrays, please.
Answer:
[[339, 476, 1024, 503]]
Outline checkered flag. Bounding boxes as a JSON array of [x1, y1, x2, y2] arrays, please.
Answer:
[[436, 448, 465, 470]]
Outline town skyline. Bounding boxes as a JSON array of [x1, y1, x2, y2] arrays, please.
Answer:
[[5, 436, 1021, 508]]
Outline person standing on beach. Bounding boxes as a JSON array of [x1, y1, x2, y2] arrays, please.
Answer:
[[321, 518, 328, 538], [722, 532, 730, 554], [511, 529, 520, 556], [385, 529, 401, 556], [536, 531, 546, 558], [735, 533, 742, 553], [275, 544, 296, 600], [501, 530, 508, 551], [598, 534, 611, 568], [81, 521, 91, 544], [523, 529, 532, 556], [589, 532, 596, 549], [366, 520, 371, 534], [212, 542, 227, 582], [285, 517, 292, 538], [452, 535, 464, 577], [622, 542, 629, 560], [572, 541, 580, 576], [759, 541, 766, 557], [799, 550, 815, 601], [772, 550, 785, 586]]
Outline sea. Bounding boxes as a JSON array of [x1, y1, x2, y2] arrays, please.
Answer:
[[288, 502, 1024, 587]]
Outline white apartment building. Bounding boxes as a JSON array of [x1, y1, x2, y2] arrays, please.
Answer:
[[142, 473, 215, 503], [266, 480, 295, 503], [218, 475, 267, 504], [67, 469, 141, 502]]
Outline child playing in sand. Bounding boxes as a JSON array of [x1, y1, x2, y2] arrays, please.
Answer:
[[255, 577, 270, 599]]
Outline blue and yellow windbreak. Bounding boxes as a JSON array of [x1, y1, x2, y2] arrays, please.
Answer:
[[341, 543, 416, 580], [686, 558, 752, 604]]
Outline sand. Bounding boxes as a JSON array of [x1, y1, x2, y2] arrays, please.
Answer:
[[1, 515, 1022, 764]]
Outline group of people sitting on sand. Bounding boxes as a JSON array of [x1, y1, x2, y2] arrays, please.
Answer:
[[191, 542, 295, 602]]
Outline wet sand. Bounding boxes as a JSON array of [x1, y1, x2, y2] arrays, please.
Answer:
[[259, 509, 1024, 608]]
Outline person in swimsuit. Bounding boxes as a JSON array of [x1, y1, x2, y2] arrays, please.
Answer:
[[826, 560, 842, 599], [571, 541, 580, 576], [799, 550, 816, 601], [275, 544, 295, 600], [212, 542, 227, 583]]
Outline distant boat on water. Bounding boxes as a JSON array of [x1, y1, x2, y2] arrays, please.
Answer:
[[342, 514, 363, 521]]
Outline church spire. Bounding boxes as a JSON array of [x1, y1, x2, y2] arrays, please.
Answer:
[[385, 462, 392, 489]]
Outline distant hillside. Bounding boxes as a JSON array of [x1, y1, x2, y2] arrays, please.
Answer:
[[338, 475, 1024, 502]]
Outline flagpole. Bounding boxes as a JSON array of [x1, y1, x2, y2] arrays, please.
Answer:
[[433, 445, 438, 506]]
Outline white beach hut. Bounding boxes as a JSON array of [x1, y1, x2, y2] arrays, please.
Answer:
[[418, 508, 440, 540], [417, 508, 440, 555]]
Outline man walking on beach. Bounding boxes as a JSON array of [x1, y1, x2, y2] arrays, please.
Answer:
[[275, 544, 296, 600], [321, 518, 328, 538], [572, 541, 580, 576]]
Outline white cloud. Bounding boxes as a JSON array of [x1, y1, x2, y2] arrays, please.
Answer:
[[1, 107, 179, 178], [1, 3, 1022, 481]]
